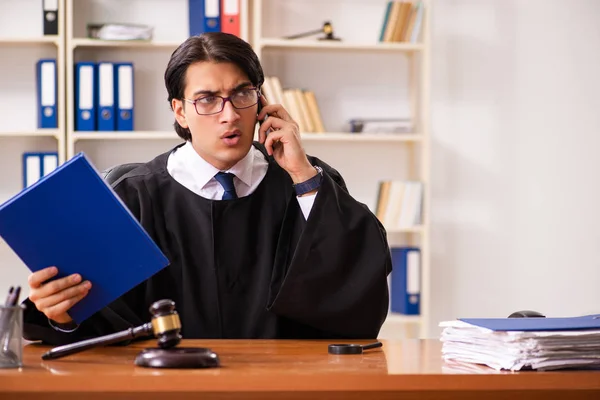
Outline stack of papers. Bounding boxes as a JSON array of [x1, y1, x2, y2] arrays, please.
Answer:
[[87, 23, 154, 41], [440, 315, 600, 371]]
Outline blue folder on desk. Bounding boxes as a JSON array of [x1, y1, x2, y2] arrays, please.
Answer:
[[0, 153, 169, 324], [461, 315, 600, 331]]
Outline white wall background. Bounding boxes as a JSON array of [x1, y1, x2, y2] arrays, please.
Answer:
[[1, 0, 599, 338], [429, 0, 600, 336]]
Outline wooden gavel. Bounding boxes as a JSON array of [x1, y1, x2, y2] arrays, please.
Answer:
[[41, 299, 182, 360]]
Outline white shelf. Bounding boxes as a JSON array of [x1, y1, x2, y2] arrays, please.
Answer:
[[70, 38, 182, 49], [385, 313, 422, 324], [0, 130, 60, 139], [386, 225, 425, 234], [71, 131, 181, 141], [301, 133, 422, 142], [72, 131, 422, 143], [0, 36, 60, 46], [258, 38, 423, 52]]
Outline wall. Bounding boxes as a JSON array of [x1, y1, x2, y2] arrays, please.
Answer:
[[429, 0, 600, 336]]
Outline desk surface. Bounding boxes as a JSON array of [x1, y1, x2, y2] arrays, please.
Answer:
[[1, 339, 599, 400]]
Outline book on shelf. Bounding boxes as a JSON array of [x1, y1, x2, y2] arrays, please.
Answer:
[[379, 1, 425, 43], [375, 180, 423, 229], [261, 76, 326, 133]]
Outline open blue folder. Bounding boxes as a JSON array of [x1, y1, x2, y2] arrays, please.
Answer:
[[0, 153, 169, 324], [460, 315, 600, 331]]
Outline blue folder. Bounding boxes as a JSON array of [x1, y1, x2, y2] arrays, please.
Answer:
[[114, 62, 134, 131], [461, 315, 600, 331], [0, 153, 169, 323], [75, 62, 97, 131], [188, 0, 221, 36], [96, 62, 116, 131], [36, 59, 58, 129], [390, 247, 420, 315]]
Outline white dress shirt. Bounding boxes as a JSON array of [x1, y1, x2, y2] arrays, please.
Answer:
[[167, 142, 317, 219]]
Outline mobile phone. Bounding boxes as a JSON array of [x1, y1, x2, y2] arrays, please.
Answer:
[[257, 104, 271, 135]]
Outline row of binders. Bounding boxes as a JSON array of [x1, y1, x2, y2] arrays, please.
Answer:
[[379, 0, 425, 43], [388, 247, 421, 315], [189, 0, 242, 37], [75, 62, 134, 131], [261, 76, 326, 134], [376, 181, 423, 229], [22, 152, 58, 188]]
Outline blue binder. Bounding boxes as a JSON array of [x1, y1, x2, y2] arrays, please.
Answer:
[[390, 247, 421, 315], [0, 153, 169, 323], [36, 59, 57, 129], [96, 62, 116, 131], [114, 62, 134, 131], [75, 62, 97, 131], [22, 152, 58, 188], [189, 0, 221, 36], [461, 315, 600, 331]]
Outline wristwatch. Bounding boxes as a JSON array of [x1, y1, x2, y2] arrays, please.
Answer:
[[293, 165, 323, 196]]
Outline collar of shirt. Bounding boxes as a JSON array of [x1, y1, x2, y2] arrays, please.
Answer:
[[167, 141, 268, 199]]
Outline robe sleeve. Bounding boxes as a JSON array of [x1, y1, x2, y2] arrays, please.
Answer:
[[22, 173, 154, 345], [267, 158, 392, 339]]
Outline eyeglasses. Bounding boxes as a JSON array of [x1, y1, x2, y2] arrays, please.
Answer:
[[183, 87, 260, 115]]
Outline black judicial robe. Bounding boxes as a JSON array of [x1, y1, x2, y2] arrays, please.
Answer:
[[23, 143, 392, 345]]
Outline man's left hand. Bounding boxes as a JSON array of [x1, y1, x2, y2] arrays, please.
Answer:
[[257, 95, 317, 185]]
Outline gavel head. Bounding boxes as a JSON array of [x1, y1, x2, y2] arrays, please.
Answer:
[[149, 299, 182, 349]]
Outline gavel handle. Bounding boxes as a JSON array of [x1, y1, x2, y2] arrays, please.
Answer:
[[41, 322, 153, 360], [284, 28, 324, 40]]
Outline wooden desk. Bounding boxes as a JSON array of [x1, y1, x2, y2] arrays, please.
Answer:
[[0, 339, 598, 399]]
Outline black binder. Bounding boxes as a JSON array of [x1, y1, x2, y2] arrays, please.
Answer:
[[43, 0, 58, 35]]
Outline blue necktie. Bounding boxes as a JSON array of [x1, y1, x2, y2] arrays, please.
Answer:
[[214, 172, 238, 200]]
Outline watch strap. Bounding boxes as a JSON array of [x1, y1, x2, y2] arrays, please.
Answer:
[[293, 166, 323, 196]]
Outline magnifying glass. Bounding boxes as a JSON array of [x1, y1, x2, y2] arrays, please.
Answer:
[[328, 341, 383, 355]]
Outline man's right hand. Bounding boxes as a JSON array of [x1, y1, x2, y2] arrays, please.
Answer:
[[28, 266, 92, 324]]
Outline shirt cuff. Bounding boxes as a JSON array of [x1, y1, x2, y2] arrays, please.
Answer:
[[48, 318, 79, 333], [296, 192, 317, 220]]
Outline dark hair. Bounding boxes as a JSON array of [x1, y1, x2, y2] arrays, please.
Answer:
[[164, 33, 265, 141]]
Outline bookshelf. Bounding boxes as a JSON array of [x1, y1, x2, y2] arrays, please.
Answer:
[[0, 0, 66, 194], [252, 0, 431, 339], [0, 0, 67, 301], [64, 0, 253, 162]]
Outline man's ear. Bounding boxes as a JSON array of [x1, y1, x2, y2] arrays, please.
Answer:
[[172, 98, 189, 129]]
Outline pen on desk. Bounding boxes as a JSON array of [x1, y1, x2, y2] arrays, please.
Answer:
[[0, 287, 14, 355], [0, 286, 21, 359], [0, 286, 15, 331], [3, 286, 14, 307], [8, 286, 21, 306], [0, 286, 21, 347]]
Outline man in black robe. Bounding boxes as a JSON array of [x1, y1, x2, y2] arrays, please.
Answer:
[[22, 32, 392, 345]]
